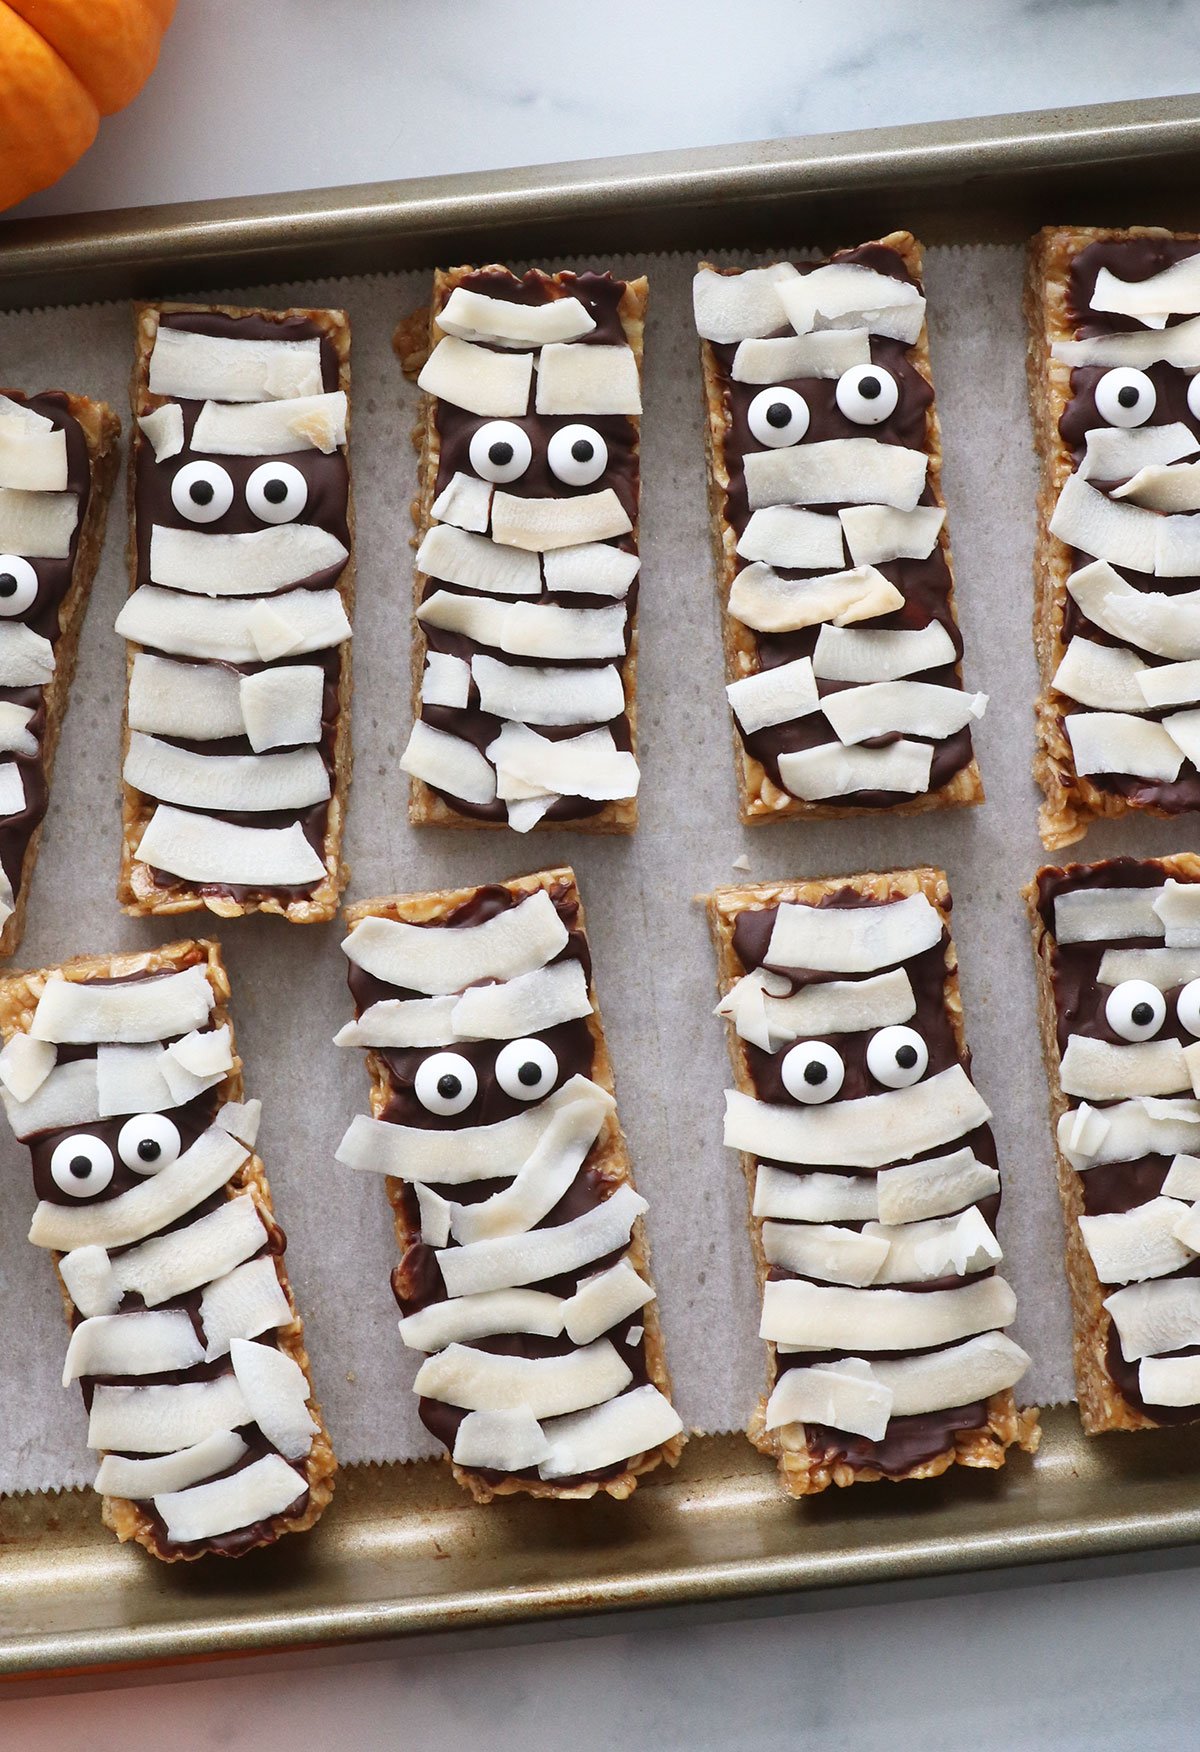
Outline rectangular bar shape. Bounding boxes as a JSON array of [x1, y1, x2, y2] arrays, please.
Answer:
[[335, 865, 683, 1499], [693, 232, 985, 823], [397, 268, 644, 834], [1027, 854, 1200, 1431], [1026, 226, 1200, 848], [0, 938, 336, 1560], [708, 867, 1036, 1495], [119, 302, 355, 920]]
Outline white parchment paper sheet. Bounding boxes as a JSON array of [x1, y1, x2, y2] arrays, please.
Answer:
[[2, 244, 1183, 1496]]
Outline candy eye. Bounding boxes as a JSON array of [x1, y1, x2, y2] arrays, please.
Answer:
[[547, 424, 608, 487], [1188, 377, 1200, 424], [835, 363, 899, 425], [246, 461, 308, 525], [171, 460, 234, 524], [495, 1038, 559, 1101], [469, 421, 532, 484], [1095, 367, 1156, 428], [50, 1134, 114, 1199], [117, 1113, 181, 1175], [867, 1025, 929, 1089], [1177, 979, 1200, 1039], [414, 1051, 478, 1116], [1106, 979, 1166, 1041], [781, 1040, 845, 1104], [747, 386, 809, 448], [0, 554, 38, 617]]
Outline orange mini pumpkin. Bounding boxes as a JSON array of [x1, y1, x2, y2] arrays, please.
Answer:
[[0, 0, 175, 211]]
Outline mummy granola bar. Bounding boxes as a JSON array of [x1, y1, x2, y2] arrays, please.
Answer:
[[0, 390, 119, 955], [335, 867, 683, 1499], [0, 940, 335, 1559], [396, 268, 643, 832], [1028, 856, 1200, 1431], [118, 304, 354, 919], [693, 233, 985, 822], [708, 869, 1036, 1495], [1027, 227, 1200, 848]]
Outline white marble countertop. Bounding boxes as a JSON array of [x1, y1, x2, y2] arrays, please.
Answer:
[[5, 2, 1200, 1746]]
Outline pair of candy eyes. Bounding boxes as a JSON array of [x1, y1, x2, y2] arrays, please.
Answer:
[[781, 1025, 929, 1105], [49, 1114, 180, 1198], [746, 364, 901, 448], [171, 460, 309, 526], [1106, 978, 1200, 1041], [469, 421, 609, 487], [1091, 365, 1200, 428], [415, 1038, 558, 1116]]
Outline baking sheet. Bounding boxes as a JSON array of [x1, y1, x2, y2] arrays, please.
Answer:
[[0, 242, 1180, 1498]]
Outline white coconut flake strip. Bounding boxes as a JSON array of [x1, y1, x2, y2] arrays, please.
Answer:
[[191, 391, 347, 456], [538, 1384, 683, 1479], [437, 1182, 646, 1298], [735, 506, 846, 571], [726, 1064, 989, 1170], [31, 962, 212, 1045], [239, 665, 325, 752], [822, 680, 985, 744], [729, 562, 903, 634], [731, 329, 871, 383], [1066, 711, 1183, 782], [744, 439, 927, 513], [2, 1055, 98, 1139], [0, 396, 50, 429], [148, 524, 348, 595], [168, 1024, 233, 1081], [1060, 1035, 1189, 1099], [154, 1453, 306, 1544], [95, 1043, 175, 1118], [1053, 637, 1150, 711], [692, 263, 799, 344], [542, 543, 639, 598], [124, 732, 330, 813], [95, 1430, 248, 1500], [0, 420, 68, 491], [1053, 312, 1200, 369], [1078, 1196, 1194, 1287], [778, 739, 934, 800], [0, 702, 36, 758], [866, 1207, 1003, 1284], [0, 487, 77, 557], [147, 327, 323, 401], [63, 1309, 204, 1385], [535, 343, 641, 416], [230, 1338, 317, 1459], [1056, 1096, 1200, 1171], [0, 1033, 55, 1102], [1080, 421, 1199, 481], [765, 1359, 892, 1440], [561, 1260, 654, 1347], [420, 652, 471, 711], [875, 1148, 1001, 1226], [1152, 878, 1200, 948], [1099, 947, 1200, 989], [137, 403, 184, 462], [1104, 1276, 1200, 1361], [128, 654, 245, 740], [135, 806, 327, 887], [415, 1338, 631, 1418], [334, 995, 457, 1051], [117, 586, 350, 662], [487, 723, 639, 801], [1068, 561, 1200, 660], [342, 887, 567, 995], [399, 719, 497, 806], [778, 262, 926, 344], [761, 1219, 889, 1287], [199, 1256, 292, 1362], [1091, 256, 1200, 324], [1050, 473, 1158, 573], [0, 760, 24, 818], [500, 600, 628, 661], [1164, 707, 1200, 774], [60, 1245, 119, 1318], [839, 504, 945, 566], [752, 1165, 879, 1222], [726, 657, 820, 734], [812, 621, 957, 683], [88, 1372, 251, 1454], [115, 1194, 267, 1310], [417, 336, 533, 417], [722, 967, 916, 1051], [764, 1274, 1015, 1352], [431, 471, 492, 534], [448, 1081, 613, 1245], [416, 524, 542, 596], [1139, 1353, 1200, 1406], [1137, 659, 1200, 710], [399, 1289, 565, 1353], [454, 1408, 550, 1472], [1053, 883, 1166, 945], [472, 654, 624, 726], [416, 588, 510, 649], [491, 488, 631, 552], [765, 890, 942, 973], [438, 287, 595, 349], [28, 1128, 247, 1253], [871, 1331, 1030, 1416], [451, 959, 593, 1040], [1113, 461, 1200, 513], [0, 622, 54, 686]]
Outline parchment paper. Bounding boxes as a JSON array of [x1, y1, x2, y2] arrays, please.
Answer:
[[1, 245, 1177, 1496]]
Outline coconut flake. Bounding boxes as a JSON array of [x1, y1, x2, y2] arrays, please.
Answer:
[[1165, 709, 1200, 773], [764, 1358, 891, 1439], [472, 654, 624, 726], [135, 806, 327, 887], [191, 391, 347, 456], [502, 600, 628, 661], [0, 761, 24, 817], [761, 1219, 890, 1287], [148, 328, 323, 401], [199, 1256, 291, 1362], [148, 524, 348, 596], [2, 1055, 99, 1139], [491, 488, 631, 552], [117, 585, 350, 663], [431, 471, 492, 534], [1079, 1196, 1194, 1287], [333, 995, 457, 1051], [765, 890, 942, 973], [534, 343, 641, 416], [60, 1245, 120, 1318], [96, 1043, 177, 1118], [342, 887, 567, 995], [1060, 1035, 1189, 1100], [1050, 473, 1158, 573], [128, 654, 244, 740], [839, 504, 945, 566], [1136, 659, 1200, 710], [1053, 313, 1200, 369], [1068, 561, 1200, 660], [438, 287, 595, 348], [125, 732, 330, 813], [1066, 711, 1184, 782], [875, 1148, 1001, 1226], [1113, 460, 1200, 513], [871, 1331, 1030, 1415], [822, 680, 985, 744], [418, 336, 532, 417], [0, 1032, 55, 1101], [719, 966, 915, 1051], [399, 720, 497, 806], [778, 263, 926, 344], [729, 562, 903, 633], [453, 1408, 550, 1471], [765, 1274, 1015, 1352], [1057, 1097, 1200, 1171], [0, 396, 51, 430], [1156, 514, 1200, 578], [1053, 637, 1150, 711], [399, 1289, 565, 1353], [0, 419, 68, 491], [416, 588, 509, 649], [812, 621, 957, 683], [1053, 883, 1166, 945], [538, 1384, 683, 1478], [114, 1193, 267, 1310], [95, 1430, 248, 1501], [0, 487, 78, 558], [751, 1165, 879, 1222], [724, 1064, 989, 1170], [154, 1453, 307, 1544], [541, 543, 639, 598], [731, 329, 871, 383], [726, 657, 820, 734], [778, 739, 934, 800], [1104, 1276, 1200, 1361], [230, 1338, 317, 1459], [1091, 256, 1200, 325], [1080, 421, 1199, 480], [447, 1080, 613, 1245], [167, 1024, 233, 1082], [743, 439, 927, 513], [0, 622, 54, 686], [1099, 947, 1200, 989], [63, 1309, 204, 1385], [238, 665, 324, 752], [420, 652, 472, 711], [1152, 878, 1200, 948], [488, 722, 639, 801], [415, 1338, 631, 1418], [561, 1260, 654, 1347], [437, 1182, 646, 1298], [866, 1206, 1003, 1284], [31, 962, 213, 1046], [137, 403, 185, 462], [88, 1372, 251, 1454], [735, 506, 845, 571], [417, 524, 542, 596], [1139, 1353, 1200, 1406], [692, 263, 799, 344], [450, 959, 593, 1040]]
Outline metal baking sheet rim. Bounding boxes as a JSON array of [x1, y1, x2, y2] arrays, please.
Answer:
[[4, 93, 1200, 1681]]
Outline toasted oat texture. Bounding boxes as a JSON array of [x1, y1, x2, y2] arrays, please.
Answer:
[[697, 232, 984, 825], [0, 938, 336, 1560], [120, 302, 355, 922], [0, 392, 120, 961], [394, 268, 645, 835], [707, 867, 1038, 1495], [1024, 853, 1200, 1432], [346, 865, 684, 1501], [1024, 225, 1200, 849]]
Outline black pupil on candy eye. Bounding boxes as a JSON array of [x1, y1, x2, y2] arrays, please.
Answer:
[[1132, 1002, 1154, 1026], [0, 574, 17, 597], [517, 1061, 542, 1087], [69, 1155, 92, 1179], [488, 441, 514, 466], [189, 479, 215, 505], [858, 376, 882, 400], [263, 478, 288, 504], [1118, 385, 1140, 408], [138, 1138, 161, 1161], [803, 1060, 827, 1086], [570, 439, 593, 462], [437, 1073, 462, 1099], [766, 402, 791, 429], [895, 1044, 918, 1069]]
